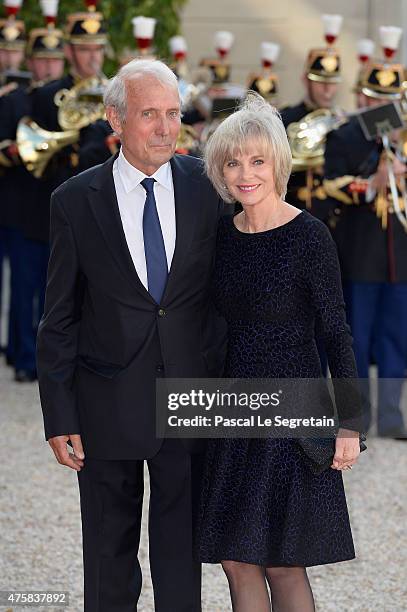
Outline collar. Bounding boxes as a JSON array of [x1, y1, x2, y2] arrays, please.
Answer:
[[67, 70, 83, 85], [117, 148, 172, 194], [303, 98, 317, 112]]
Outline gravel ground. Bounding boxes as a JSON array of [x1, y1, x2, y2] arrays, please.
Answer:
[[0, 360, 406, 612]]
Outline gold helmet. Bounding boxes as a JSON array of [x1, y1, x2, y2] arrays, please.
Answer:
[[305, 14, 343, 83], [200, 30, 234, 84], [353, 38, 375, 94], [247, 42, 280, 102], [26, 0, 64, 59], [0, 0, 25, 51], [169, 35, 187, 78], [362, 27, 405, 99], [65, 1, 108, 46]]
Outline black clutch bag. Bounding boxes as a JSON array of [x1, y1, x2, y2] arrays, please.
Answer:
[[298, 434, 367, 474]]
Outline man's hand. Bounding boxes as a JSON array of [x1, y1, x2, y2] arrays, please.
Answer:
[[392, 156, 407, 178], [371, 156, 407, 191], [48, 434, 85, 471], [371, 158, 390, 191]]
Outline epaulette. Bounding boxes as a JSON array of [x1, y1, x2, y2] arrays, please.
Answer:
[[324, 176, 369, 205], [0, 81, 18, 98]]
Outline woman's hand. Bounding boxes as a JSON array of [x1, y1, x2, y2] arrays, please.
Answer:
[[331, 428, 361, 471]]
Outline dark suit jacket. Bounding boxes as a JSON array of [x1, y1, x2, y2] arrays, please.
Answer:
[[37, 153, 226, 459]]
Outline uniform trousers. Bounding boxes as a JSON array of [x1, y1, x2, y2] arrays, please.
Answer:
[[1, 226, 22, 365], [17, 238, 49, 373], [1, 229, 48, 373], [343, 281, 407, 434], [0, 226, 7, 351]]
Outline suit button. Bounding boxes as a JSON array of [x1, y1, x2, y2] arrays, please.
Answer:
[[158, 308, 166, 317], [156, 364, 164, 373]]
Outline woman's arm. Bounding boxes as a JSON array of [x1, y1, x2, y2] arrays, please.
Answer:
[[304, 220, 364, 434]]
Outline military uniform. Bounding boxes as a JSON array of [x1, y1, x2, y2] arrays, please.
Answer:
[[10, 7, 111, 380], [280, 16, 344, 376], [0, 84, 32, 368], [280, 16, 342, 222], [0, 10, 64, 378], [323, 50, 407, 435], [0, 10, 26, 363], [247, 42, 280, 104], [200, 30, 234, 84], [27, 6, 112, 229], [280, 100, 330, 218], [31, 74, 112, 187]]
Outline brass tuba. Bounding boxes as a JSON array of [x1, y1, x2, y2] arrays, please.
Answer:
[[287, 108, 347, 171]]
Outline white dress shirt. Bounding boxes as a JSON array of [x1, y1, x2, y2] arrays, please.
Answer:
[[112, 149, 176, 290]]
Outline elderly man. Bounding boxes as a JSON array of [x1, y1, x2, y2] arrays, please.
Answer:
[[37, 58, 225, 611]]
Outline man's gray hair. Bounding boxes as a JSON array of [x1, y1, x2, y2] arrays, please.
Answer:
[[103, 58, 179, 122], [204, 92, 293, 202]]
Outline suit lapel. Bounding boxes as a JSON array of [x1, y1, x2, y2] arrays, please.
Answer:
[[87, 155, 155, 303], [162, 155, 198, 302], [87, 154, 198, 305]]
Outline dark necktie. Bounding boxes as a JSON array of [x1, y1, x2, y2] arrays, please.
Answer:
[[140, 177, 168, 303]]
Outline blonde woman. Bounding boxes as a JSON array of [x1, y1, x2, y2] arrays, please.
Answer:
[[195, 94, 362, 611]]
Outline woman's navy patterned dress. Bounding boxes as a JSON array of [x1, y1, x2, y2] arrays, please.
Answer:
[[195, 210, 358, 567]]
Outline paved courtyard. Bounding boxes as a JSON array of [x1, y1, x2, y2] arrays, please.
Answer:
[[0, 360, 406, 611]]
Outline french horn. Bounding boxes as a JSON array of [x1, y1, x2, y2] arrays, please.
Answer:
[[16, 118, 79, 178], [287, 108, 347, 171], [55, 75, 107, 131], [17, 75, 107, 177]]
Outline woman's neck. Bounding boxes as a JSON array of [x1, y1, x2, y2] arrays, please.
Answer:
[[237, 198, 291, 233]]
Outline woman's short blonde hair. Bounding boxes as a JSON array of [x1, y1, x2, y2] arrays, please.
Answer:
[[204, 92, 292, 203]]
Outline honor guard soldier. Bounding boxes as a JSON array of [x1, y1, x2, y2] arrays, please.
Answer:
[[29, 0, 112, 188], [198, 30, 246, 135], [247, 41, 280, 104], [323, 26, 407, 438], [0, 0, 26, 90], [354, 38, 375, 109], [280, 14, 343, 219], [200, 30, 234, 85], [169, 34, 188, 79], [10, 0, 111, 379], [25, 0, 64, 87], [0, 0, 26, 366], [0, 0, 64, 381], [168, 35, 208, 151]]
